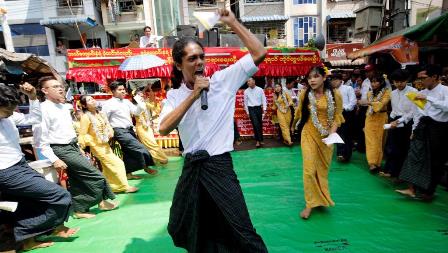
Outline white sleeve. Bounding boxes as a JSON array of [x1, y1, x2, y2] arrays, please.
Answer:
[[10, 100, 41, 126], [347, 86, 357, 111], [243, 90, 249, 114], [102, 101, 112, 122], [39, 108, 59, 163], [126, 100, 144, 115], [212, 54, 259, 94], [426, 89, 448, 112], [139, 37, 146, 48], [158, 90, 177, 131], [262, 89, 267, 112]]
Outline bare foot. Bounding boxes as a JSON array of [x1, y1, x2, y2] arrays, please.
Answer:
[[395, 188, 416, 198], [52, 225, 79, 238], [125, 186, 139, 193], [22, 238, 54, 251], [73, 212, 96, 219], [127, 173, 142, 180], [98, 200, 119, 211], [144, 168, 159, 176], [300, 207, 312, 219], [379, 172, 391, 178]]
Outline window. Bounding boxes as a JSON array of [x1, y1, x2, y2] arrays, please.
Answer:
[[57, 0, 83, 7], [293, 0, 316, 4], [328, 20, 354, 43], [293, 16, 317, 47], [245, 0, 283, 3], [118, 0, 143, 12]]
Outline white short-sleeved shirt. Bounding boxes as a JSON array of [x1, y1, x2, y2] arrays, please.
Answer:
[[159, 54, 258, 156]]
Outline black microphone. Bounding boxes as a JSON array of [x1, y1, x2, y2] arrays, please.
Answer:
[[200, 90, 208, 110]]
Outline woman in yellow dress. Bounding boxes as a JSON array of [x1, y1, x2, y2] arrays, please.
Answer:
[[363, 74, 391, 173], [272, 83, 294, 146], [134, 89, 168, 164], [78, 95, 139, 193], [292, 66, 344, 219]]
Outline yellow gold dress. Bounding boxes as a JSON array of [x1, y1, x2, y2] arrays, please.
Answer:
[[272, 92, 294, 144], [364, 89, 391, 167], [78, 112, 129, 193], [293, 90, 344, 208], [135, 102, 168, 164]]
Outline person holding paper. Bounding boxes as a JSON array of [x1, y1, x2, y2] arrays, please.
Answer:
[[330, 73, 357, 162], [397, 65, 448, 200], [0, 83, 76, 250], [381, 69, 416, 178], [139, 26, 157, 48], [38, 76, 117, 219], [102, 81, 157, 180], [363, 73, 391, 174], [272, 83, 294, 146], [159, 8, 268, 252], [292, 66, 344, 219]]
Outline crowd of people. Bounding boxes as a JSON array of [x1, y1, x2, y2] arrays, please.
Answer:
[[1, 7, 447, 253]]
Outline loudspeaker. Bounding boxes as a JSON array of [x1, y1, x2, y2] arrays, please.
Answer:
[[163, 36, 178, 48], [176, 25, 198, 37]]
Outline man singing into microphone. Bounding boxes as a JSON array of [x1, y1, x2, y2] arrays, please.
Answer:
[[159, 9, 268, 253]]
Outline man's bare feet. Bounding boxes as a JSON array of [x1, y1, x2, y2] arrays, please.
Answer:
[[98, 200, 119, 211], [52, 225, 79, 238], [127, 173, 142, 180], [395, 188, 416, 198], [125, 186, 139, 193], [22, 238, 54, 251], [300, 207, 312, 219], [379, 171, 391, 177], [73, 212, 96, 219]]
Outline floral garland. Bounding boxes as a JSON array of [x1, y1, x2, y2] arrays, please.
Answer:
[[86, 111, 112, 143], [367, 88, 386, 115], [139, 107, 153, 130], [308, 89, 335, 137], [274, 92, 289, 114]]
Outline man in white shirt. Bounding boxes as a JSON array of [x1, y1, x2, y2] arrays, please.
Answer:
[[382, 69, 417, 178], [159, 9, 267, 253], [244, 77, 267, 147], [331, 73, 357, 162], [397, 65, 448, 199], [139, 26, 157, 48], [102, 81, 156, 179], [0, 83, 75, 250], [38, 76, 117, 219]]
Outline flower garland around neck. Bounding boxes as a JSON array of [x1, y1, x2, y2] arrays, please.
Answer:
[[274, 92, 289, 114], [140, 105, 153, 130], [308, 89, 335, 137], [86, 111, 112, 143], [367, 87, 386, 115]]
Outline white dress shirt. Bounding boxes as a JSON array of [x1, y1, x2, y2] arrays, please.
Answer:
[[390, 85, 417, 124], [39, 100, 77, 163], [139, 35, 157, 48], [361, 78, 372, 102], [243, 86, 267, 114], [0, 100, 41, 170], [159, 54, 258, 156], [102, 97, 144, 129], [413, 83, 448, 130], [338, 85, 357, 112]]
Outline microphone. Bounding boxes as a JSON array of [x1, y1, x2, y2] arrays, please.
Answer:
[[200, 89, 208, 110]]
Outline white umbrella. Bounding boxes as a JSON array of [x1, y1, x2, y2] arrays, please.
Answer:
[[119, 54, 166, 71]]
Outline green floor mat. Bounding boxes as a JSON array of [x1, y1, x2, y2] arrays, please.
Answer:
[[34, 147, 448, 253]]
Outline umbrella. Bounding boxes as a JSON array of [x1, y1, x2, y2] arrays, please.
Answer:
[[119, 54, 166, 71]]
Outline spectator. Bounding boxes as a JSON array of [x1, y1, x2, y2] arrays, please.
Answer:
[[140, 26, 157, 48]]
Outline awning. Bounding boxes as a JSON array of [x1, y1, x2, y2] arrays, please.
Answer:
[[66, 64, 220, 85], [326, 11, 356, 20], [241, 15, 289, 22], [40, 17, 97, 27], [328, 59, 365, 67]]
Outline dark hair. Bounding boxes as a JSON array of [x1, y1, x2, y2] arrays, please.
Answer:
[[390, 69, 410, 82], [109, 80, 125, 92], [143, 26, 152, 32], [299, 66, 335, 131], [79, 95, 91, 112], [38, 76, 57, 89], [171, 37, 204, 89], [425, 64, 442, 78], [370, 73, 386, 96], [331, 73, 342, 80], [286, 77, 296, 85], [0, 84, 20, 108]]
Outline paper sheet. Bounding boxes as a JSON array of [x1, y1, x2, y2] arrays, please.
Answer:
[[384, 123, 404, 129], [322, 133, 345, 145], [0, 201, 18, 212], [405, 92, 427, 109]]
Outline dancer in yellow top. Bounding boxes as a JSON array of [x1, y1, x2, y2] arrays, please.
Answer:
[[78, 95, 139, 193], [272, 83, 294, 146], [134, 88, 169, 164], [292, 66, 344, 219], [362, 74, 391, 173]]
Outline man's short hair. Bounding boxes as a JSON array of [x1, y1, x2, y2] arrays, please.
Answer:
[[0, 84, 20, 107], [390, 69, 410, 82], [143, 26, 151, 32], [425, 64, 442, 78], [38, 76, 57, 88], [109, 81, 126, 92], [331, 73, 342, 80]]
